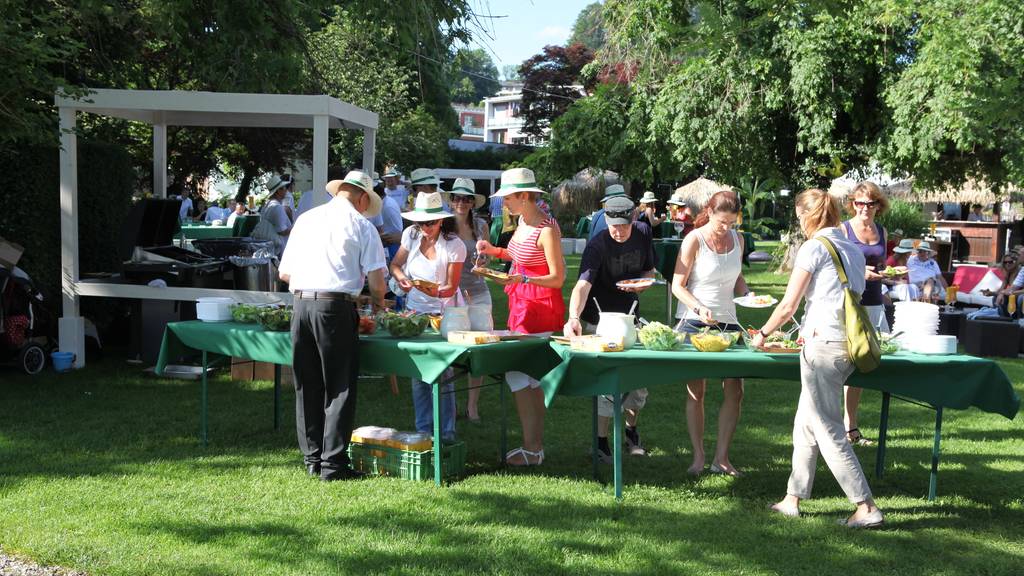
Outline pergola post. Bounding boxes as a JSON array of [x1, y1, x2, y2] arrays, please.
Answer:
[[362, 127, 376, 174], [312, 114, 328, 209], [153, 121, 167, 197], [58, 107, 85, 368]]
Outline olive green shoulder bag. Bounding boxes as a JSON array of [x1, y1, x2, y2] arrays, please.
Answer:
[[817, 237, 882, 373]]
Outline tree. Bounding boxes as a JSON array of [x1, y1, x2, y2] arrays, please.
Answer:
[[568, 2, 606, 52], [448, 48, 500, 103], [734, 177, 777, 239], [501, 64, 521, 82], [518, 43, 595, 139]]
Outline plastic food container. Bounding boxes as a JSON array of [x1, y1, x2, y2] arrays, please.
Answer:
[[196, 297, 234, 322]]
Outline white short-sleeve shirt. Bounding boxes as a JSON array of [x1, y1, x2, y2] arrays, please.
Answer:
[[794, 227, 866, 342], [399, 225, 467, 314], [907, 254, 941, 284], [279, 196, 387, 294]]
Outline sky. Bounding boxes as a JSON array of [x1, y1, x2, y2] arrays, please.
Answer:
[[464, 0, 596, 78]]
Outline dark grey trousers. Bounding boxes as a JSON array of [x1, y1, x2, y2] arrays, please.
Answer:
[[290, 297, 359, 478]]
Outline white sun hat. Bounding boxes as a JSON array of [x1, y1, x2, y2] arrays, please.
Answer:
[[326, 170, 382, 218], [409, 167, 442, 188], [383, 166, 401, 179], [494, 167, 546, 197], [639, 191, 659, 204], [444, 177, 485, 209], [401, 191, 454, 222]]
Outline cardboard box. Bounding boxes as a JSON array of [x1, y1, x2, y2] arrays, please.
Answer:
[[0, 237, 24, 270], [230, 358, 293, 385]]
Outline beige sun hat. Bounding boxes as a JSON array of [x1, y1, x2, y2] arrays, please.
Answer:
[[383, 166, 401, 179], [494, 167, 546, 197], [916, 241, 935, 253], [326, 170, 382, 218], [639, 191, 659, 204], [409, 167, 441, 188], [666, 195, 686, 206], [444, 177, 485, 209], [266, 174, 289, 194], [401, 191, 454, 222], [892, 239, 916, 254]]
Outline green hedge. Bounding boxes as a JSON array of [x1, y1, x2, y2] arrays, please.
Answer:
[[0, 142, 135, 323]]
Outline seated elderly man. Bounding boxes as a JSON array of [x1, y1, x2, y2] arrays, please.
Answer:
[[907, 241, 948, 301]]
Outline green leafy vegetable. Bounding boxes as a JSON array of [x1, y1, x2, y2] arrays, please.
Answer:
[[638, 322, 685, 351]]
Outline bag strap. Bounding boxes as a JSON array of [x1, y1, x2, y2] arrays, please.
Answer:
[[816, 237, 850, 287]]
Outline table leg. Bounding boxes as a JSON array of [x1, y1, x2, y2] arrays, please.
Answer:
[[500, 376, 507, 464], [613, 393, 623, 501], [591, 396, 599, 480], [273, 364, 281, 431], [929, 407, 943, 501], [201, 351, 208, 447], [875, 392, 891, 479], [433, 381, 442, 486], [665, 281, 673, 324]]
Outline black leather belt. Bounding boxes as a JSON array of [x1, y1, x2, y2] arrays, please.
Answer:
[[293, 290, 359, 302]]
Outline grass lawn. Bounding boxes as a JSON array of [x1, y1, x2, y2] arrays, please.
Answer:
[[2, 251, 1023, 575]]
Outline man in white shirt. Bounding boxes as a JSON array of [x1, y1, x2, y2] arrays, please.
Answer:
[[279, 170, 386, 482], [226, 201, 247, 228], [252, 175, 293, 257], [906, 241, 947, 301], [383, 167, 409, 211]]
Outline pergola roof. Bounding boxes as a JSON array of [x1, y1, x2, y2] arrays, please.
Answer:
[[55, 89, 378, 130]]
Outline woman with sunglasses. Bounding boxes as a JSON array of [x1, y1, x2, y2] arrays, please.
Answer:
[[993, 254, 1022, 317], [390, 191, 466, 441], [446, 177, 492, 423], [476, 168, 566, 466], [840, 181, 890, 447]]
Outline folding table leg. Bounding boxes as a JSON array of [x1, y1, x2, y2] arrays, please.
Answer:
[[273, 364, 281, 431], [875, 392, 891, 479], [929, 407, 943, 501], [433, 381, 442, 486], [201, 351, 208, 447], [665, 283, 673, 324], [613, 393, 623, 501], [499, 375, 507, 464], [592, 396, 599, 480]]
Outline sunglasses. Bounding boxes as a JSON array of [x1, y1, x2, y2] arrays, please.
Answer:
[[449, 195, 475, 204], [418, 220, 442, 228], [605, 209, 634, 220], [853, 200, 878, 208]]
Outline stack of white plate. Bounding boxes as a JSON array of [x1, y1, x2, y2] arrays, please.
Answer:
[[904, 334, 958, 355], [892, 301, 939, 341]]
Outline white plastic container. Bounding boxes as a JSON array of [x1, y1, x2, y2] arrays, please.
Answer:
[[561, 238, 575, 255], [595, 312, 637, 349], [575, 238, 587, 253], [196, 297, 234, 322]]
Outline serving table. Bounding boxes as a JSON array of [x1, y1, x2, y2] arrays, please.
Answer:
[[180, 223, 234, 240], [539, 343, 1020, 500], [155, 321, 561, 485]]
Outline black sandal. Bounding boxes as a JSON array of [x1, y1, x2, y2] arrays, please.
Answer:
[[846, 428, 875, 446]]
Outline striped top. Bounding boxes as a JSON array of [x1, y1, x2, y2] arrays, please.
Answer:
[[507, 216, 557, 267]]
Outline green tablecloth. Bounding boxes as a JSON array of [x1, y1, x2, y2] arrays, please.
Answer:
[[180, 223, 234, 240], [155, 321, 560, 383], [539, 344, 1020, 419], [653, 239, 682, 280], [575, 215, 592, 239]]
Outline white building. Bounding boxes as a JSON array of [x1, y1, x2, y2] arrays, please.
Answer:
[[483, 83, 531, 145]]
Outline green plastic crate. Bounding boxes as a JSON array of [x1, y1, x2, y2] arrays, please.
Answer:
[[347, 440, 466, 481]]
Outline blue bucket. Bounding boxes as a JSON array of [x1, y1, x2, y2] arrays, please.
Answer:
[[51, 351, 75, 372]]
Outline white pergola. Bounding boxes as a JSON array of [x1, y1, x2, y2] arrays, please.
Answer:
[[56, 89, 378, 367]]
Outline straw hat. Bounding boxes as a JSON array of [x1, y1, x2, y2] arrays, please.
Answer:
[[401, 191, 454, 222], [666, 195, 687, 206], [892, 239, 916, 254], [266, 174, 290, 194], [409, 168, 441, 188], [639, 191, 659, 204], [445, 177, 485, 209], [326, 170, 382, 218], [601, 184, 627, 203], [383, 166, 401, 179], [494, 167, 546, 197], [916, 241, 936, 253]]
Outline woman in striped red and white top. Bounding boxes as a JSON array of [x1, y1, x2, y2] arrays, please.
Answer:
[[477, 168, 566, 466]]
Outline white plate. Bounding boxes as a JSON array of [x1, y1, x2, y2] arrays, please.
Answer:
[[733, 295, 778, 308], [616, 278, 656, 290]]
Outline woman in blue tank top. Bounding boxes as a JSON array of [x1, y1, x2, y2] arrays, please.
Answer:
[[841, 181, 891, 446]]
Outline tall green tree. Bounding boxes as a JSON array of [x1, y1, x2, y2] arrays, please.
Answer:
[[448, 48, 500, 104], [568, 2, 606, 52]]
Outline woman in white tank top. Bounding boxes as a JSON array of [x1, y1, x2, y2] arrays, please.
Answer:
[[671, 191, 750, 476]]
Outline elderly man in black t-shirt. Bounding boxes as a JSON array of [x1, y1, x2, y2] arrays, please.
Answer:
[[564, 195, 656, 462]]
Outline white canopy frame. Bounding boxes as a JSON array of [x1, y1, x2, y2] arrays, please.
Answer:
[[56, 89, 378, 367]]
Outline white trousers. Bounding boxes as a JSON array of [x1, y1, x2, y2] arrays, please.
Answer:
[[787, 340, 873, 503]]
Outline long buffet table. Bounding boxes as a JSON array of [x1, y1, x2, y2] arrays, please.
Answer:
[[156, 321, 1020, 499], [538, 343, 1019, 499], [155, 320, 560, 485]]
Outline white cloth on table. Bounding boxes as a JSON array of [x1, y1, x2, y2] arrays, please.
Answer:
[[794, 227, 866, 342], [279, 196, 386, 294], [399, 227, 467, 315]]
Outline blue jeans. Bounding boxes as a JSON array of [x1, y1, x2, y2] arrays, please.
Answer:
[[412, 369, 456, 440]]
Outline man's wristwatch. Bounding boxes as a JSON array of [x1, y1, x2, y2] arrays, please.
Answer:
[[522, 276, 530, 284]]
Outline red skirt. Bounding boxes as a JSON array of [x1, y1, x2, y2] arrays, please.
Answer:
[[505, 262, 565, 334]]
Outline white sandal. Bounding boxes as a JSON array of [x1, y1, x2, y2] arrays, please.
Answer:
[[505, 447, 544, 466]]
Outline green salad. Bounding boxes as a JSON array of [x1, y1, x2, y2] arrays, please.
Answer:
[[257, 306, 292, 331], [230, 303, 263, 323], [638, 322, 685, 351], [377, 311, 430, 338]]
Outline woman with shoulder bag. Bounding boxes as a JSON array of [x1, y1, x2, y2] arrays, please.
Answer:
[[752, 188, 884, 528]]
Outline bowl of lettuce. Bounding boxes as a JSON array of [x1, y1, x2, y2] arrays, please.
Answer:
[[637, 322, 685, 351]]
